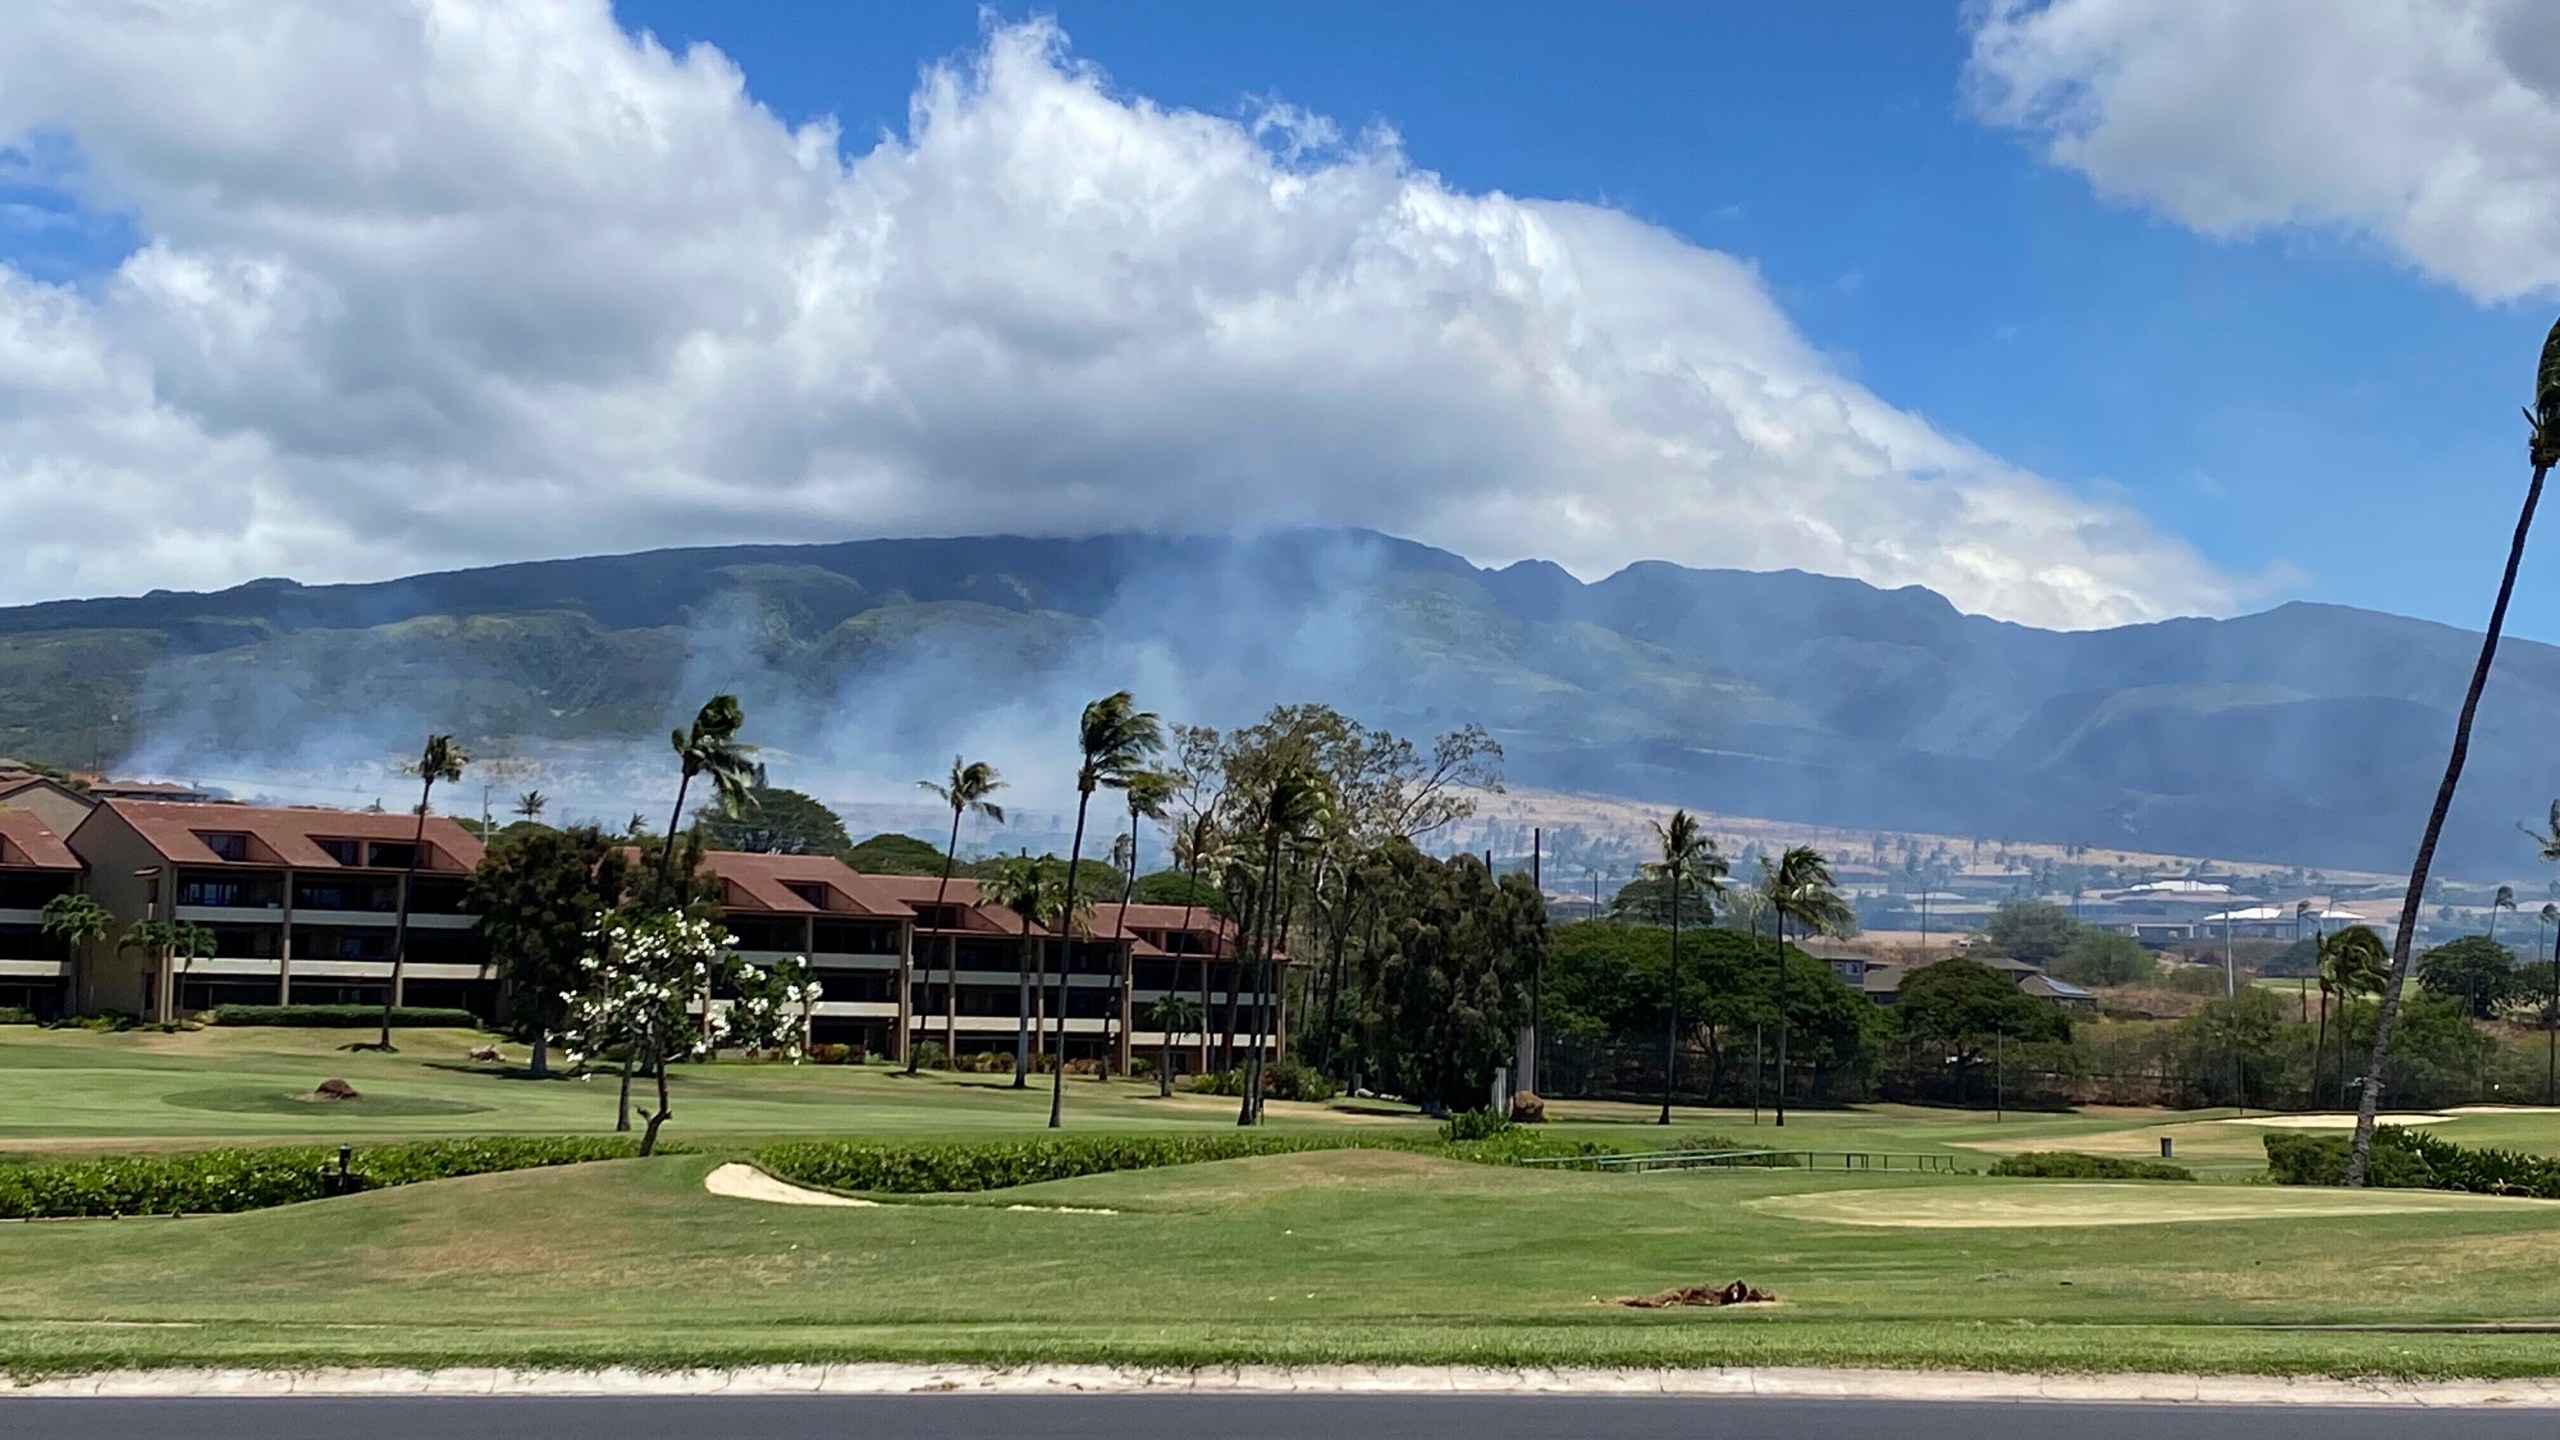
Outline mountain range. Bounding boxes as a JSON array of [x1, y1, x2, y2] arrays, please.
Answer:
[[1, 528, 2553, 878]]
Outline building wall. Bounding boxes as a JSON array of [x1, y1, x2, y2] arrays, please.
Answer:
[[61, 804, 167, 1015]]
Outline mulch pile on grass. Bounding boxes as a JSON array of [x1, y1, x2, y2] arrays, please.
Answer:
[[313, 1079, 360, 1101], [1619, 1281, 1775, 1308]]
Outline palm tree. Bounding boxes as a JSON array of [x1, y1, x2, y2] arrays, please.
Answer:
[[513, 790, 548, 824], [1642, 810, 1726, 1126], [2317, 926, 2389, 1108], [2349, 314, 2560, 1186], [2490, 884, 2517, 944], [914, 757, 1005, 1075], [377, 733, 467, 1051], [983, 851, 1049, 1087], [123, 919, 215, 1023], [1763, 845, 1851, 1127], [1049, 692, 1165, 1129], [1148, 993, 1202, 1099], [1105, 768, 1177, 1077], [1236, 762, 1330, 1125], [661, 696, 756, 890], [1171, 811, 1223, 1073], [38, 893, 113, 1014]]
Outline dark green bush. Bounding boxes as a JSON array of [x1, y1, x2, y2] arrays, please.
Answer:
[[2265, 1127, 2560, 1198], [1438, 1108, 1514, 1142], [756, 1133, 1356, 1194], [211, 1004, 480, 1029], [1989, 1150, 2193, 1181], [0, 1006, 34, 1025], [1182, 1058, 1338, 1102], [0, 1136, 648, 1219]]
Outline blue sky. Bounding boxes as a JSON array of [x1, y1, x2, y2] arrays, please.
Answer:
[[2, 1, 2553, 637], [601, 0, 2552, 633]]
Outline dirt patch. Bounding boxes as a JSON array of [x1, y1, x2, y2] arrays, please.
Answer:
[[2217, 1113, 2451, 1130], [1619, 1280, 1776, 1308]]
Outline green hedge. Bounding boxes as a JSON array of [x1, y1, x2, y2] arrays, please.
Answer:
[[756, 1129, 1610, 1196], [2266, 1127, 2560, 1197], [1990, 1150, 2193, 1181], [0, 1136, 647, 1219], [211, 1004, 480, 1029]]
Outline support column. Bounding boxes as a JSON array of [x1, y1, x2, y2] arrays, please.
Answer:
[[894, 920, 914, 1064], [1115, 945, 1133, 1075]]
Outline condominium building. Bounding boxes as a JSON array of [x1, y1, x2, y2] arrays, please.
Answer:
[[63, 800, 491, 1020], [0, 809, 81, 1016]]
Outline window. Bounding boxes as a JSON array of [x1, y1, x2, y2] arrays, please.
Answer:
[[315, 838, 361, 866], [176, 870, 283, 909], [198, 832, 250, 862], [786, 882, 832, 910], [812, 919, 897, 956], [366, 841, 418, 870]]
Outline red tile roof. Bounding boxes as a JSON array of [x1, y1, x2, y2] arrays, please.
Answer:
[[93, 800, 485, 872], [0, 809, 77, 870], [694, 851, 917, 918]]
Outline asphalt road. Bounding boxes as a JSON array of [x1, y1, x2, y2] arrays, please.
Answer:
[[3, 1395, 2554, 1439]]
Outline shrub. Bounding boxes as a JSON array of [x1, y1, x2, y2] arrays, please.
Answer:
[[2265, 1127, 2560, 1198], [1989, 1150, 2193, 1181], [1439, 1108, 1515, 1143], [805, 1043, 854, 1065], [0, 1006, 34, 1025], [0, 1136, 649, 1219], [755, 1134, 1355, 1194], [212, 1004, 480, 1029], [909, 1040, 949, 1070], [1182, 1059, 1339, 1102]]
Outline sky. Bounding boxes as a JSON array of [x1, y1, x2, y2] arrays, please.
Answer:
[[3, 0, 2558, 636]]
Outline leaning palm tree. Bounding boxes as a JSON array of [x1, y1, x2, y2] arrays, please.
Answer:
[[377, 733, 467, 1051], [1763, 845, 1852, 1128], [1049, 692, 1165, 1129], [1237, 762, 1331, 1125], [1148, 993, 1202, 1099], [2490, 884, 2518, 944], [914, 757, 1005, 1075], [1643, 810, 1726, 1126], [2318, 926, 2390, 1109], [2349, 315, 2560, 1186], [660, 695, 756, 890], [38, 893, 114, 1015]]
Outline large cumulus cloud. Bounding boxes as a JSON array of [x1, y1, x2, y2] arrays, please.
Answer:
[[1969, 0, 2560, 303], [0, 1, 2240, 628]]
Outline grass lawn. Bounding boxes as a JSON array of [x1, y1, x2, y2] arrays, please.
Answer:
[[5, 1149, 2560, 1380]]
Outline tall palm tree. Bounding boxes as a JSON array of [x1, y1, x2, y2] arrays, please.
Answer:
[[2350, 314, 2560, 1186], [983, 851, 1050, 1088], [914, 757, 1005, 1075], [2490, 884, 2517, 944], [661, 695, 756, 890], [1103, 768, 1177, 1078], [1763, 845, 1851, 1127], [1237, 762, 1330, 1125], [1148, 994, 1202, 1099], [38, 893, 113, 1015], [1049, 692, 1165, 1129], [513, 790, 548, 824], [1643, 810, 1726, 1126], [1170, 812, 1225, 1073], [377, 733, 467, 1050], [2317, 926, 2389, 1108], [2526, 805, 2560, 1108]]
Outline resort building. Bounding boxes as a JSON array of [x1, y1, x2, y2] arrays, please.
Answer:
[[62, 800, 490, 1020], [0, 809, 82, 1017]]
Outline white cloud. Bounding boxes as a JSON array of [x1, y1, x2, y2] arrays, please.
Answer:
[[1968, 0, 2560, 302], [0, 1, 2241, 628]]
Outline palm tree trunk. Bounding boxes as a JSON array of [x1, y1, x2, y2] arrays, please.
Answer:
[[1107, 805, 1141, 1082], [659, 774, 692, 889], [1239, 836, 1281, 1126], [1660, 883, 1681, 1126], [639, 1028, 672, 1156], [2348, 460, 2549, 1186], [1175, 844, 1208, 1075], [1013, 920, 1033, 1086], [1051, 790, 1096, 1129], [377, 773, 434, 1050], [1318, 895, 1353, 1077], [2312, 987, 2328, 1109], [1774, 913, 1790, 1128], [914, 806, 963, 1076]]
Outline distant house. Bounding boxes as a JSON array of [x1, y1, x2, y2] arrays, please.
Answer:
[[1855, 951, 2095, 1012]]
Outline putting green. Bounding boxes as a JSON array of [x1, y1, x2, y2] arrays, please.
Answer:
[[160, 1085, 493, 1118], [1753, 1182, 2560, 1229]]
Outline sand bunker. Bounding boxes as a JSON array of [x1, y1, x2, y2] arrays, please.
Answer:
[[2214, 1113, 2451, 1130], [703, 1163, 878, 1208], [1004, 1204, 1120, 1215], [1753, 1183, 2558, 1229]]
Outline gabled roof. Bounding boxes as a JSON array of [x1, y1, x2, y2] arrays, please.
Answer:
[[695, 851, 916, 918], [87, 800, 484, 872], [0, 810, 78, 870]]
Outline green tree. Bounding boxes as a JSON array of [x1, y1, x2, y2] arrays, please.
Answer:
[[2353, 315, 2560, 1185], [378, 733, 467, 1051], [2052, 929, 2156, 987], [1762, 845, 1852, 1126], [1101, 768, 1177, 1078], [122, 919, 215, 1022], [660, 695, 756, 890], [1148, 993, 1202, 1098], [843, 833, 953, 876], [914, 757, 1005, 1075], [2418, 934, 2519, 1020], [1233, 761, 1330, 1123], [1050, 692, 1165, 1128], [2316, 926, 2390, 1108], [2176, 988, 2288, 1108], [1354, 844, 1543, 1113], [37, 893, 113, 1014], [1983, 899, 2079, 967], [1641, 809, 1725, 1125], [467, 825, 625, 1078], [1894, 958, 2069, 1105], [695, 768, 850, 855], [982, 852, 1055, 1088]]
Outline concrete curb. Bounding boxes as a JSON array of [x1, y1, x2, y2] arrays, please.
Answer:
[[8, 1364, 2560, 1406]]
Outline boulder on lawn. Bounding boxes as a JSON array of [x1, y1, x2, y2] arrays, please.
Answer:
[[1509, 1090, 1547, 1124], [467, 1045, 503, 1062], [314, 1078, 360, 1101]]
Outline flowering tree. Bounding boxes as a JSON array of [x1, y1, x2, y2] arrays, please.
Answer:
[[560, 910, 814, 1155]]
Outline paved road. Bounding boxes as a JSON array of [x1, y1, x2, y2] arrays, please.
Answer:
[[4, 1395, 2554, 1438]]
